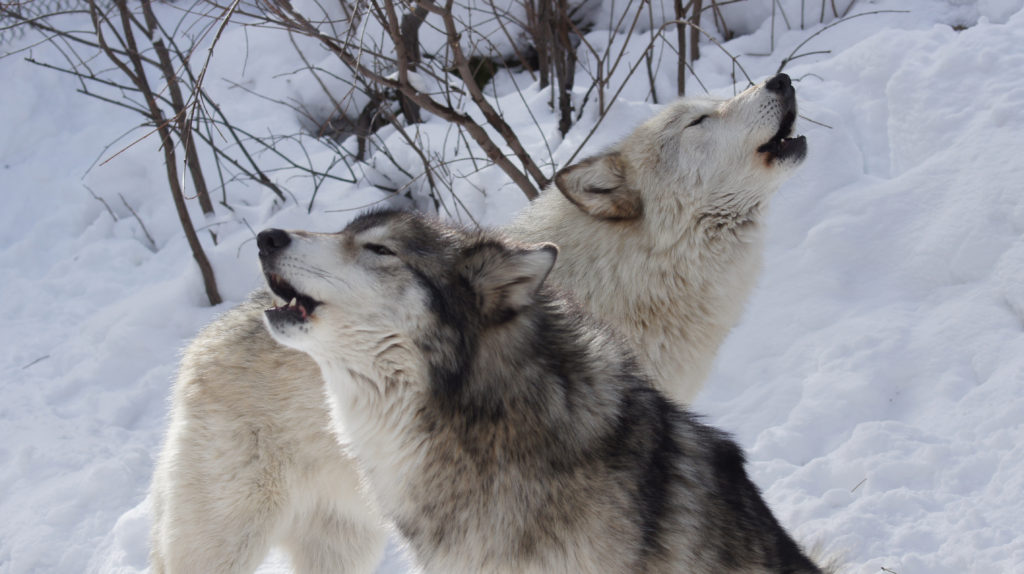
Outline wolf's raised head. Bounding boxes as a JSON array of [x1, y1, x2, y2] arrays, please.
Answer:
[[507, 73, 807, 402], [554, 72, 805, 224], [257, 210, 557, 385]]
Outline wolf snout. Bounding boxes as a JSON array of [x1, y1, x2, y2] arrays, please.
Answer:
[[257, 228, 291, 258], [765, 73, 792, 95]]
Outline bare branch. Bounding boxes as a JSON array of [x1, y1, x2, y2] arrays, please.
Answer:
[[120, 192, 158, 250]]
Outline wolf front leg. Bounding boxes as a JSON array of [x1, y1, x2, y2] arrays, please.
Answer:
[[148, 426, 284, 574], [282, 495, 388, 573], [149, 402, 387, 574], [149, 294, 388, 574]]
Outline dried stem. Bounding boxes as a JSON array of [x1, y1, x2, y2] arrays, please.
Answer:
[[97, 0, 221, 304]]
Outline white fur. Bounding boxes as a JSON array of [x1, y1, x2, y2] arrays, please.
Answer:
[[510, 79, 803, 401], [148, 301, 387, 574]]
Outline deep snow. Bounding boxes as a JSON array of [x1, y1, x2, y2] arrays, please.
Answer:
[[2, 0, 1024, 572]]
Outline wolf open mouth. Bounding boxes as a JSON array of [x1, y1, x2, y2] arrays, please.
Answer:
[[265, 272, 321, 322], [757, 109, 807, 163]]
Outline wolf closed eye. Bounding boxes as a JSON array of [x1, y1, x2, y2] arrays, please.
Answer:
[[364, 243, 396, 257]]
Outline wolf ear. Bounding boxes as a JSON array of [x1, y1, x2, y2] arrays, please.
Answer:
[[461, 242, 558, 322], [554, 152, 643, 220]]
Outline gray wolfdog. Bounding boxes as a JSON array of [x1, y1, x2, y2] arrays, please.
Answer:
[[257, 209, 824, 574], [149, 73, 807, 572]]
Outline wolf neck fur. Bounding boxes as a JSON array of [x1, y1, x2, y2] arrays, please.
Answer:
[[319, 297, 638, 569], [510, 189, 768, 402]]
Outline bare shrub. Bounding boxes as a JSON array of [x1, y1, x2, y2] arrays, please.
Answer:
[[5, 0, 873, 305]]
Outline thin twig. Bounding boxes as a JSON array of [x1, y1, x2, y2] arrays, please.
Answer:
[[84, 184, 119, 221], [119, 192, 158, 250], [21, 355, 51, 370], [777, 9, 908, 73]]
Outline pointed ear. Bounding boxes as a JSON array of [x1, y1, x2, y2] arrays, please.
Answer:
[[461, 241, 558, 322], [554, 151, 643, 220]]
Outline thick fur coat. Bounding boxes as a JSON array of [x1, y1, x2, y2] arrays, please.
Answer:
[[257, 209, 823, 574]]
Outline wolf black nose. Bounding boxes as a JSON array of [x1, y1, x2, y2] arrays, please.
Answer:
[[257, 228, 291, 257], [765, 73, 791, 93]]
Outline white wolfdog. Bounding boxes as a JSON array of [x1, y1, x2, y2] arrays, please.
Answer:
[[256, 209, 824, 574], [149, 73, 807, 573]]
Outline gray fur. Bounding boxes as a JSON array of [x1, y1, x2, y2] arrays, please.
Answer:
[[259, 210, 824, 574]]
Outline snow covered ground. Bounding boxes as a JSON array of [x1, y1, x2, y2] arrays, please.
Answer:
[[2, 0, 1024, 572]]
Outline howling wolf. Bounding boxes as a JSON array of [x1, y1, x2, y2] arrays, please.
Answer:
[[149, 74, 807, 573], [257, 209, 824, 574]]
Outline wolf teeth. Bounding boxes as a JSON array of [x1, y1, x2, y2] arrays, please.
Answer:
[[289, 297, 298, 308]]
